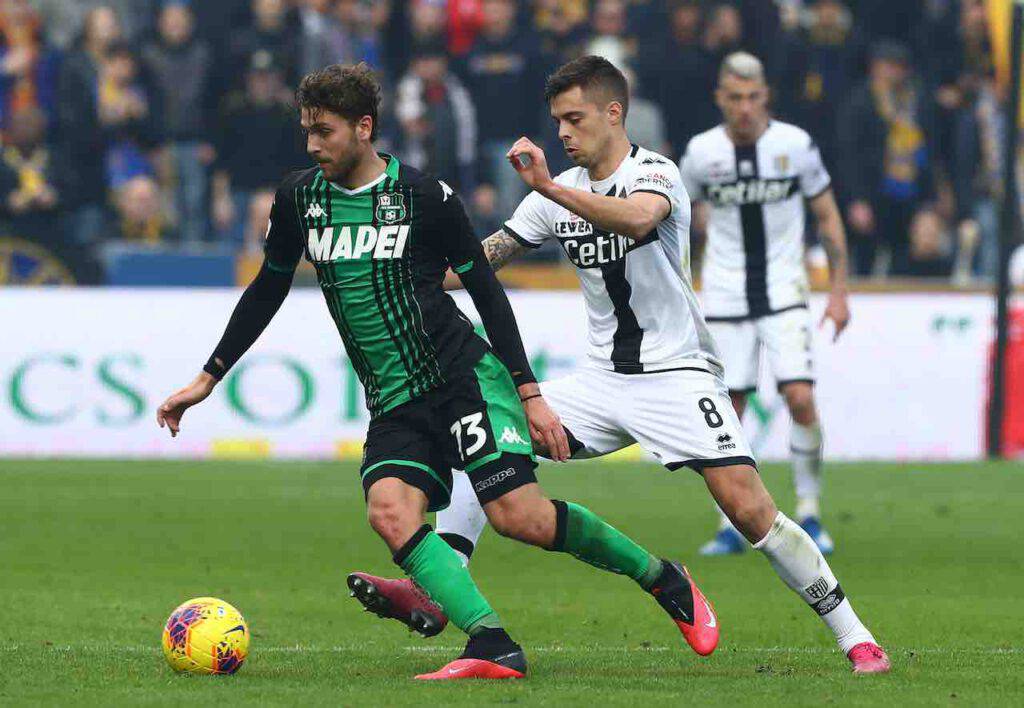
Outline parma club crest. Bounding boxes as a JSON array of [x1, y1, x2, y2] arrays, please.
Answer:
[[375, 192, 407, 225]]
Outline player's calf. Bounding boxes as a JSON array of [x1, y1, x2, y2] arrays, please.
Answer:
[[704, 464, 778, 542], [482, 483, 557, 548]]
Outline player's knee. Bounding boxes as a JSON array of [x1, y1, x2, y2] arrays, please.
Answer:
[[781, 384, 816, 425], [366, 485, 423, 549]]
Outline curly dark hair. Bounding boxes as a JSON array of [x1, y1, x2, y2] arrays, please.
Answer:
[[543, 55, 629, 117], [296, 63, 382, 140]]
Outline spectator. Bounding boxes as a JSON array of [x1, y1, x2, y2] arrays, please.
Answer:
[[113, 174, 172, 243], [387, 0, 448, 81], [297, 0, 337, 75], [0, 104, 63, 240], [395, 39, 476, 192], [952, 72, 1005, 279], [0, 103, 107, 282], [775, 0, 865, 176], [30, 0, 155, 49], [448, 0, 482, 57], [584, 0, 636, 70], [839, 41, 936, 276], [99, 42, 152, 191], [0, 0, 60, 128], [212, 51, 306, 250], [637, 0, 716, 157], [702, 2, 744, 67], [141, 2, 215, 244], [534, 0, 589, 69], [325, 0, 388, 72], [230, 0, 300, 88], [462, 0, 542, 219], [906, 207, 953, 278], [55, 5, 122, 247]]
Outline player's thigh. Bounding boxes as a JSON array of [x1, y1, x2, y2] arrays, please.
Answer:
[[436, 352, 540, 504], [539, 367, 635, 459], [706, 319, 759, 394], [625, 369, 757, 474], [757, 307, 815, 388], [360, 404, 453, 514]]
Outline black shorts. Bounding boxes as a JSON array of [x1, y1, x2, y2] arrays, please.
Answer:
[[360, 352, 538, 511]]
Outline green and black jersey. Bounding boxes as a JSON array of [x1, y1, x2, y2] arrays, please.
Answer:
[[258, 154, 530, 418]]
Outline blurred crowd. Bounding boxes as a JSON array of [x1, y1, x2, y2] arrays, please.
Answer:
[[0, 0, 1020, 283]]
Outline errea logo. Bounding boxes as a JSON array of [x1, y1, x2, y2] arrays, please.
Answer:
[[305, 203, 326, 219], [307, 225, 409, 262]]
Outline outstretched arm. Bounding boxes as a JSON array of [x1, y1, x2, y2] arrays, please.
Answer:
[[506, 137, 669, 241], [157, 263, 294, 436], [157, 183, 303, 436], [443, 229, 530, 290], [808, 188, 851, 341]]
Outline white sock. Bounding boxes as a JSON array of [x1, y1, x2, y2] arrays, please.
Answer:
[[753, 511, 875, 653], [791, 422, 823, 521], [435, 471, 487, 567]]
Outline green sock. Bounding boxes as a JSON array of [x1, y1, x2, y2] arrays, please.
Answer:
[[552, 501, 663, 590], [394, 525, 502, 635]]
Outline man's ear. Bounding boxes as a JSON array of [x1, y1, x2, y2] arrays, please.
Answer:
[[357, 115, 374, 141], [607, 100, 624, 126]]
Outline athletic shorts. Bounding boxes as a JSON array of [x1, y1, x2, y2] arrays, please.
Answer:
[[360, 351, 537, 511], [705, 306, 815, 394], [540, 365, 756, 473]]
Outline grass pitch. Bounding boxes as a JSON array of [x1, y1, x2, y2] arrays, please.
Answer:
[[1, 458, 1022, 705]]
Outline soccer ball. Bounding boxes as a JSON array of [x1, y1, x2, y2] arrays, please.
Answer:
[[161, 597, 249, 674]]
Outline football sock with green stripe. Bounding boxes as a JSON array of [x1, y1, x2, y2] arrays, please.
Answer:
[[549, 500, 663, 590], [393, 525, 502, 636]]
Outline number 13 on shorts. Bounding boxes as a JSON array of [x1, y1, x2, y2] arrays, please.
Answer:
[[450, 412, 488, 461]]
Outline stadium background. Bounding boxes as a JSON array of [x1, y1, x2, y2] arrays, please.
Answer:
[[0, 0, 1022, 459]]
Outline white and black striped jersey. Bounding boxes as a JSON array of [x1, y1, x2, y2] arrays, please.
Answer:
[[680, 120, 831, 319], [504, 144, 722, 375]]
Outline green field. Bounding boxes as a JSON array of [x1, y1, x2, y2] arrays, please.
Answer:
[[1, 459, 1022, 705]]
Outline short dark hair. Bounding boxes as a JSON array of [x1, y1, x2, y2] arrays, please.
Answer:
[[543, 55, 629, 117], [296, 63, 382, 140]]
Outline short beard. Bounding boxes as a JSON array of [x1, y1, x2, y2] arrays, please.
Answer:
[[321, 135, 362, 181]]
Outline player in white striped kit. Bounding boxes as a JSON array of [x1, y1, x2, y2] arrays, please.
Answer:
[[349, 55, 888, 674], [680, 52, 852, 557]]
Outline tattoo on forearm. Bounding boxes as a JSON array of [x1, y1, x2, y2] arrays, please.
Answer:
[[482, 230, 528, 271], [820, 231, 847, 281]]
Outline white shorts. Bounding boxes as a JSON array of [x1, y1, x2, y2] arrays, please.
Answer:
[[539, 365, 756, 473], [705, 306, 814, 393]]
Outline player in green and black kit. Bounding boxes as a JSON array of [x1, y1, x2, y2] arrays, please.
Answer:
[[156, 64, 705, 680]]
